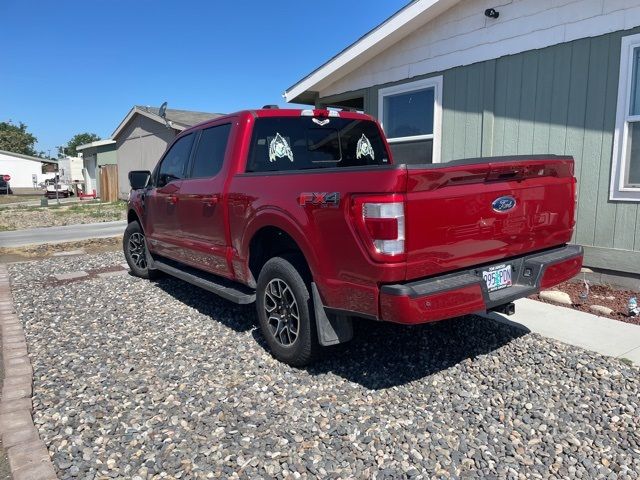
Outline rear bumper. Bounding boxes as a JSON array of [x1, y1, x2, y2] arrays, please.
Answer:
[[379, 244, 583, 324]]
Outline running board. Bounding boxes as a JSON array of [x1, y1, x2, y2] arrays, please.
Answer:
[[153, 259, 256, 305]]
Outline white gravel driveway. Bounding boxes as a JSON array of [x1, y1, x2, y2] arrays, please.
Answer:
[[7, 252, 640, 479]]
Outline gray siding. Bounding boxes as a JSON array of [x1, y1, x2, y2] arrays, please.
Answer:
[[319, 28, 640, 274], [115, 115, 178, 198]]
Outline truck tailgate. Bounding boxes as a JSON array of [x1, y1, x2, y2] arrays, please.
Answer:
[[404, 156, 576, 280]]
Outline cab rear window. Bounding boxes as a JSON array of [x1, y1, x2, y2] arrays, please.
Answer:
[[246, 117, 389, 172]]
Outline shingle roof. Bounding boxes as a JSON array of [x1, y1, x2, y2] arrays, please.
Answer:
[[135, 106, 223, 129], [112, 105, 224, 139]]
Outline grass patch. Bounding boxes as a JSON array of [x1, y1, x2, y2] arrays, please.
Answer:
[[0, 199, 127, 231], [0, 195, 42, 205]]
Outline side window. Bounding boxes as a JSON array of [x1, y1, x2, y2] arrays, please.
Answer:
[[378, 76, 443, 164], [612, 33, 640, 200], [157, 133, 194, 187], [189, 124, 232, 178]]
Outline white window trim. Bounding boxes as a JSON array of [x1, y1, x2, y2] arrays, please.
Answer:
[[378, 76, 443, 163], [611, 33, 640, 201]]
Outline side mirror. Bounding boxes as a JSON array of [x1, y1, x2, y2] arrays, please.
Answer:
[[129, 170, 151, 190]]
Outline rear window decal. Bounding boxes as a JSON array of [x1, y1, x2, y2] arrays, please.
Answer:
[[269, 133, 294, 162], [356, 134, 375, 160]]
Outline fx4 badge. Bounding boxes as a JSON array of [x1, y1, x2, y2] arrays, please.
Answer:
[[299, 192, 340, 207]]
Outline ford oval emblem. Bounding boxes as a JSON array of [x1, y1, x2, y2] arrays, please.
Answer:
[[492, 196, 516, 212]]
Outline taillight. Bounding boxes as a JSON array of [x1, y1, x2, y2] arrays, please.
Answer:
[[352, 195, 405, 262]]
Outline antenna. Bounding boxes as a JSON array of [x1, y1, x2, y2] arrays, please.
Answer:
[[159, 101, 168, 119], [158, 102, 171, 129]]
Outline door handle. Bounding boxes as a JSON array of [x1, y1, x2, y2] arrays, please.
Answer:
[[202, 195, 219, 207], [167, 195, 178, 205]]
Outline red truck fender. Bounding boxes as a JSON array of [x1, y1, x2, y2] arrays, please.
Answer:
[[236, 206, 322, 288], [238, 207, 354, 346]]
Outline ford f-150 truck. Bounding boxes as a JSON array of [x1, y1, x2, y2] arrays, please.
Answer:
[[124, 108, 583, 366]]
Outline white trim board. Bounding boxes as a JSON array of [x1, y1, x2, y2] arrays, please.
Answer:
[[76, 139, 116, 151], [611, 32, 640, 201], [284, 0, 461, 103]]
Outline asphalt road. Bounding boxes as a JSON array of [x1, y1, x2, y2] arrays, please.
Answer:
[[0, 221, 127, 247]]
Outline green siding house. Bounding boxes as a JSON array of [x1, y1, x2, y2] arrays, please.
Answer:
[[285, 0, 640, 279], [76, 139, 117, 198]]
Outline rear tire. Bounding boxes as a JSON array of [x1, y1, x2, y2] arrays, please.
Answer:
[[256, 256, 319, 367], [123, 222, 160, 280]]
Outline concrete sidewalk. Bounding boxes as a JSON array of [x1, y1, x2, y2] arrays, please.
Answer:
[[485, 298, 640, 364], [0, 221, 126, 248]]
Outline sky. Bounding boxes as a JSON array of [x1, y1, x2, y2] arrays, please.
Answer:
[[0, 0, 408, 157]]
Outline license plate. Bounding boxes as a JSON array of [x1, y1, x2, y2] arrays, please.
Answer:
[[482, 264, 512, 292]]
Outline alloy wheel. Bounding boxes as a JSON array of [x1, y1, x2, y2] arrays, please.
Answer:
[[128, 232, 148, 269], [264, 278, 300, 346]]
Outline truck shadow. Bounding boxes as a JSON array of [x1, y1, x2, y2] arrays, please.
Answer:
[[154, 276, 530, 390], [303, 315, 530, 389], [153, 276, 257, 332]]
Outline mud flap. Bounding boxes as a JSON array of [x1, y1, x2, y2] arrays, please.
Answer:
[[143, 237, 156, 270], [311, 282, 353, 346]]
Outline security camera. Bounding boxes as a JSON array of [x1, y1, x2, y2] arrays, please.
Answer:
[[485, 8, 499, 19]]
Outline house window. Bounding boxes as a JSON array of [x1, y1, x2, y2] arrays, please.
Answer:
[[611, 33, 640, 200], [378, 76, 443, 164]]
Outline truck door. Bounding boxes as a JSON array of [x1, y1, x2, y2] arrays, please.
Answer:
[[144, 133, 195, 260], [177, 122, 233, 278]]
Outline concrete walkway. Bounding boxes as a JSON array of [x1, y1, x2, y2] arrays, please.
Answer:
[[0, 221, 127, 248], [485, 298, 640, 364]]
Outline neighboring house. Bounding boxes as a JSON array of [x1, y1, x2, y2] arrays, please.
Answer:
[[0, 150, 57, 189], [285, 0, 640, 278], [112, 105, 222, 198], [76, 139, 116, 197]]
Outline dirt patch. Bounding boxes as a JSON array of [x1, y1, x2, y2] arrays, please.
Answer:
[[0, 194, 42, 205], [531, 280, 640, 326], [0, 201, 126, 230], [0, 237, 122, 263]]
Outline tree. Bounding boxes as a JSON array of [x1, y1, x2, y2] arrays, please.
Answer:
[[64, 132, 101, 157], [0, 121, 38, 156]]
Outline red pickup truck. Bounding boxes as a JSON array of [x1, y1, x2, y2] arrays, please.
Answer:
[[124, 108, 583, 366]]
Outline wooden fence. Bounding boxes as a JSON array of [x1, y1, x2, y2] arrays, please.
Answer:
[[99, 165, 119, 202]]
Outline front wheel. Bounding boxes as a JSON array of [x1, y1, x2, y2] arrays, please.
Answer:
[[123, 222, 159, 279], [256, 256, 319, 367]]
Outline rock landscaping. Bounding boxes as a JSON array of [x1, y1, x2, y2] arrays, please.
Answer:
[[533, 280, 640, 326], [6, 252, 640, 478], [538, 290, 572, 306], [0, 202, 126, 231]]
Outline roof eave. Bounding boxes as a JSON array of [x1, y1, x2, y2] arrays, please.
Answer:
[[76, 139, 116, 151], [0, 149, 57, 163], [284, 0, 460, 103], [288, 90, 319, 106]]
